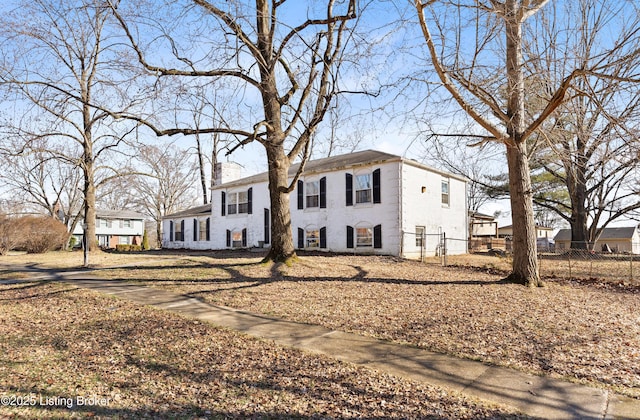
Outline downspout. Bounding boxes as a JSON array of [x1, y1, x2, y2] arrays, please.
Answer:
[[465, 178, 469, 254], [398, 160, 404, 257]]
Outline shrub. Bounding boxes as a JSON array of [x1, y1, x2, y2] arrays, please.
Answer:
[[0, 215, 26, 255], [115, 244, 142, 252], [19, 216, 68, 254], [142, 230, 150, 251]]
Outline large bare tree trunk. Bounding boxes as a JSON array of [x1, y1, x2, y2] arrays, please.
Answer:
[[505, 142, 540, 285], [502, 0, 541, 286], [264, 144, 295, 262]]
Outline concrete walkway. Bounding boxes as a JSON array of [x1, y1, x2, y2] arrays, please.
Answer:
[[0, 265, 620, 419]]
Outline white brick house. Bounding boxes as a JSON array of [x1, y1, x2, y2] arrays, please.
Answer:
[[162, 150, 468, 258]]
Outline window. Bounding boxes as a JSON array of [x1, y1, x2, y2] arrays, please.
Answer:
[[348, 224, 382, 249], [175, 220, 184, 241], [123, 220, 132, 228], [355, 174, 372, 204], [119, 236, 130, 245], [306, 181, 319, 208], [416, 226, 425, 247], [227, 228, 247, 248], [347, 170, 380, 206], [306, 228, 320, 248], [298, 178, 326, 209], [356, 227, 373, 247], [232, 231, 243, 247], [226, 189, 252, 215], [441, 179, 450, 205], [199, 219, 207, 241], [227, 192, 238, 215]]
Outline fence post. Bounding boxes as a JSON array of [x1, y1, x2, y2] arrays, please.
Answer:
[[442, 233, 447, 267]]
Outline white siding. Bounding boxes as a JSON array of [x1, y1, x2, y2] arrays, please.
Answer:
[[163, 152, 468, 259], [400, 162, 467, 258]]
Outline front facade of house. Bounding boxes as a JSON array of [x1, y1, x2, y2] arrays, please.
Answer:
[[554, 227, 640, 254], [162, 150, 468, 258], [72, 210, 145, 248]]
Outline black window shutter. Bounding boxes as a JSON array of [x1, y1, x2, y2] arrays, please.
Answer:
[[346, 225, 354, 248], [247, 187, 253, 214], [374, 224, 382, 248], [297, 180, 304, 209], [320, 227, 327, 249], [298, 228, 304, 249], [345, 173, 353, 206], [180, 220, 185, 241], [373, 168, 381, 204], [206, 218, 210, 241], [226, 229, 231, 247], [169, 221, 174, 242], [264, 208, 270, 244], [221, 191, 226, 216], [320, 177, 326, 208], [193, 219, 198, 241], [242, 228, 247, 247]]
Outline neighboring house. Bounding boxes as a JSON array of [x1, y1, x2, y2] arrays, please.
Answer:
[[554, 227, 640, 254], [72, 210, 146, 248], [469, 212, 504, 251], [498, 224, 553, 239], [469, 212, 498, 238], [162, 204, 211, 250], [162, 150, 469, 258]]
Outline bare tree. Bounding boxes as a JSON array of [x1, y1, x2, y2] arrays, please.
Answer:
[[0, 0, 140, 251], [413, 0, 640, 286], [110, 0, 361, 262], [130, 144, 199, 248]]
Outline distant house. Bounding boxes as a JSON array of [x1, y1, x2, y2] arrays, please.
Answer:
[[498, 224, 553, 239], [469, 212, 504, 251], [469, 212, 498, 238], [162, 204, 211, 250], [162, 150, 469, 258], [554, 227, 640, 254], [72, 210, 146, 248]]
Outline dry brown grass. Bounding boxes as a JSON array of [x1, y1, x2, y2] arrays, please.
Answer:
[[87, 251, 640, 399], [0, 281, 524, 419]]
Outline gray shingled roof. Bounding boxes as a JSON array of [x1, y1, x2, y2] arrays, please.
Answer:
[[554, 227, 638, 242], [162, 204, 211, 219], [97, 209, 146, 220], [216, 149, 465, 189]]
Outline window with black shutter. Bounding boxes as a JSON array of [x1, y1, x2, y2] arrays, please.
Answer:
[[247, 187, 253, 214], [319, 177, 326, 208], [373, 169, 381, 204], [193, 219, 198, 241], [297, 180, 304, 209], [221, 191, 226, 216], [264, 208, 270, 244], [345, 173, 353, 206], [169, 221, 174, 242], [374, 224, 382, 248], [206, 218, 210, 241]]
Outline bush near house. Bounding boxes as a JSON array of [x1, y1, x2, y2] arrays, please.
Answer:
[[0, 215, 26, 255], [19, 216, 69, 254], [115, 244, 142, 252]]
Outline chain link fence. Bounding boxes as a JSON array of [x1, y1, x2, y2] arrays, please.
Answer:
[[442, 237, 640, 284]]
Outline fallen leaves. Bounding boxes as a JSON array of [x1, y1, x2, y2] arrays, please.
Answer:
[[0, 282, 525, 419]]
